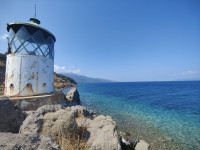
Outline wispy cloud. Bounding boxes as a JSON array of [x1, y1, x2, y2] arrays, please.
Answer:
[[54, 65, 80, 74], [0, 34, 8, 40], [181, 70, 197, 75], [54, 65, 66, 72], [173, 70, 197, 77]]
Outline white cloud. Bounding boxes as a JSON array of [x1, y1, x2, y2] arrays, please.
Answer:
[[0, 34, 8, 40], [54, 65, 80, 74], [181, 70, 197, 75], [54, 65, 66, 72], [71, 69, 81, 74]]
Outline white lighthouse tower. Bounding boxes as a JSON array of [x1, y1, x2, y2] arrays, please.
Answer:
[[4, 18, 56, 97]]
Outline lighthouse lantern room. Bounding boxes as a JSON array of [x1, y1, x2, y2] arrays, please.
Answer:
[[4, 18, 56, 96]]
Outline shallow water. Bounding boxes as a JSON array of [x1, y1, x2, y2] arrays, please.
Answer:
[[64, 81, 200, 150]]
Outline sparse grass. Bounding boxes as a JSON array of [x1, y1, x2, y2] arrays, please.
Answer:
[[65, 134, 88, 150], [41, 111, 88, 150], [67, 113, 88, 150], [76, 113, 85, 119], [55, 125, 88, 150]]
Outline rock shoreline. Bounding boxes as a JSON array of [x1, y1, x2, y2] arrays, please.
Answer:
[[0, 88, 149, 150]]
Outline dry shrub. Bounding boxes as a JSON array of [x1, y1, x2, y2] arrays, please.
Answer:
[[42, 110, 88, 150], [65, 134, 88, 150]]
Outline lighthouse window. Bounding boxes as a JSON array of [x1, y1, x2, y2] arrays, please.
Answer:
[[32, 30, 45, 45], [10, 38, 16, 52], [8, 25, 55, 59], [15, 26, 29, 43], [9, 29, 15, 42], [32, 43, 38, 49], [13, 39, 21, 50], [43, 44, 48, 50], [36, 49, 43, 56]]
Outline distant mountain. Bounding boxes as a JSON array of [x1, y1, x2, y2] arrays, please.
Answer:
[[62, 73, 114, 83]]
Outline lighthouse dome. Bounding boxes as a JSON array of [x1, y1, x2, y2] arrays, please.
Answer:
[[7, 18, 56, 59]]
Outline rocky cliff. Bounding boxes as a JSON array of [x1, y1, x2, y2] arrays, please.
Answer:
[[0, 96, 122, 150], [54, 73, 77, 91], [0, 87, 149, 150]]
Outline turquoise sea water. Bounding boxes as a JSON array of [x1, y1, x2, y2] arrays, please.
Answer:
[[65, 81, 200, 149]]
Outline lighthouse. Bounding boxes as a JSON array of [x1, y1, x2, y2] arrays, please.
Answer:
[[4, 18, 56, 97]]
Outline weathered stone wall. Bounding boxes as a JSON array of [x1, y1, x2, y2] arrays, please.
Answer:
[[9, 91, 65, 111]]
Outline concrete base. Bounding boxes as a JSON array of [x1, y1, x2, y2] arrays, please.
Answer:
[[9, 91, 65, 111]]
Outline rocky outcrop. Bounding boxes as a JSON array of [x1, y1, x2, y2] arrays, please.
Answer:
[[36, 104, 63, 115], [20, 104, 121, 150], [66, 105, 93, 118], [66, 88, 80, 105], [20, 105, 80, 150], [0, 59, 149, 150], [0, 94, 149, 150], [54, 73, 77, 91], [41, 109, 78, 150], [76, 115, 122, 150], [20, 105, 63, 134], [135, 140, 150, 150], [0, 133, 60, 150], [0, 96, 24, 133]]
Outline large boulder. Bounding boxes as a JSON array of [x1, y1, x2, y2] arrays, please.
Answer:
[[20, 105, 79, 150], [135, 140, 150, 150], [76, 115, 122, 150], [36, 104, 63, 115], [66, 105, 93, 118], [41, 109, 78, 150], [66, 88, 80, 105], [20, 105, 62, 134], [20, 104, 121, 150], [0, 96, 24, 133], [0, 133, 60, 150]]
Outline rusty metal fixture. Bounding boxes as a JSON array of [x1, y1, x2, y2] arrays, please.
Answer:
[[10, 83, 14, 88], [4, 54, 54, 97], [26, 83, 32, 88], [4, 17, 56, 97], [42, 83, 46, 87]]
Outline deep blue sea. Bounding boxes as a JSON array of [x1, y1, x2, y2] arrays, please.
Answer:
[[65, 81, 200, 149]]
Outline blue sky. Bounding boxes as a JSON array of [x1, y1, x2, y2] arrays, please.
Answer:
[[0, 0, 200, 81]]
